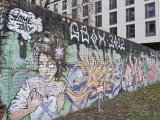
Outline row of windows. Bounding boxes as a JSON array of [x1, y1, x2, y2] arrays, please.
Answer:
[[82, 15, 102, 27], [110, 2, 155, 25], [72, 1, 102, 17], [110, 21, 156, 38], [82, 1, 102, 17], [72, 0, 102, 27], [110, 0, 153, 10], [53, 0, 68, 12], [52, 0, 102, 27], [71, 0, 155, 28], [110, 0, 134, 10], [55, 0, 156, 35], [38, 0, 84, 12], [80, 15, 102, 27], [61, 0, 154, 13]]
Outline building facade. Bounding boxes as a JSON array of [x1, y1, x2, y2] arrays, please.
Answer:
[[27, 0, 160, 44]]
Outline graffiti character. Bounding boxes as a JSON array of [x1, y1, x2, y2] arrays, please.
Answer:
[[8, 32, 66, 120], [106, 58, 123, 98], [129, 53, 138, 88], [123, 64, 132, 88], [127, 53, 145, 89], [137, 62, 144, 86], [148, 57, 158, 83]]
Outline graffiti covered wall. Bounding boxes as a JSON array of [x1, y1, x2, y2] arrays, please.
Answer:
[[0, 0, 160, 119]]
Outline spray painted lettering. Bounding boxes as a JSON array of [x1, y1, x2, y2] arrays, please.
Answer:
[[7, 8, 43, 41], [70, 21, 125, 50]]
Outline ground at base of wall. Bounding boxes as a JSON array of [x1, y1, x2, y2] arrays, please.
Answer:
[[56, 83, 160, 120]]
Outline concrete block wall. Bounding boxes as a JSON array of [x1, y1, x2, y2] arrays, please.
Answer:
[[0, 0, 160, 119]]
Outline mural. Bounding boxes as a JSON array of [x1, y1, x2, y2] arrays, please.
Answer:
[[8, 32, 66, 120], [0, 0, 160, 120], [65, 47, 107, 110]]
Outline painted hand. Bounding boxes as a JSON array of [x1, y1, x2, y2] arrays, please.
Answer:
[[56, 92, 65, 112], [28, 88, 42, 112]]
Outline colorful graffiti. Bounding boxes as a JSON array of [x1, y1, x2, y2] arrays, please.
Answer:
[[8, 32, 66, 120], [0, 0, 160, 120], [65, 47, 107, 110]]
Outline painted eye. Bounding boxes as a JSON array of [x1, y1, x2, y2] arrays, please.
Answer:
[[48, 64, 55, 69]]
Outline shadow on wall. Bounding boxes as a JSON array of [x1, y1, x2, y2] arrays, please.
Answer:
[[0, 99, 6, 119]]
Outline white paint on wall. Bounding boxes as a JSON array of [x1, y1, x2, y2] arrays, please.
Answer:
[[7, 8, 43, 41]]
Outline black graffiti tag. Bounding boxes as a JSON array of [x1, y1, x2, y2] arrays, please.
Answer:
[[16, 23, 34, 32]]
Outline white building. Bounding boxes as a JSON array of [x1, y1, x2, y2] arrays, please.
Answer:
[[27, 0, 160, 46]]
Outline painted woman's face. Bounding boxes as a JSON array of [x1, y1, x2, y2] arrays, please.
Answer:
[[39, 53, 57, 82]]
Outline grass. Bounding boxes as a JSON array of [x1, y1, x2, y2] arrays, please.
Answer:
[[57, 83, 160, 120]]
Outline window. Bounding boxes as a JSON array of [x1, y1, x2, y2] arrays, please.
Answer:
[[95, 1, 102, 13], [145, 3, 155, 18], [72, 0, 77, 7], [126, 24, 135, 38], [110, 12, 117, 25], [63, 12, 67, 15], [83, 18, 88, 25], [109, 0, 117, 10], [146, 21, 156, 36], [83, 0, 88, 3], [126, 7, 135, 22], [72, 8, 77, 19], [95, 15, 102, 27], [126, 0, 134, 6], [54, 4, 58, 12], [83, 5, 88, 17], [54, 0, 60, 2], [62, 0, 67, 10], [110, 27, 117, 35]]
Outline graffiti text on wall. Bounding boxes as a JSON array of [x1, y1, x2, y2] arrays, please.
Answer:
[[7, 8, 43, 41], [70, 22, 125, 51]]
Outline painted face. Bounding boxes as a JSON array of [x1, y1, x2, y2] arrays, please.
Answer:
[[39, 53, 57, 82]]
